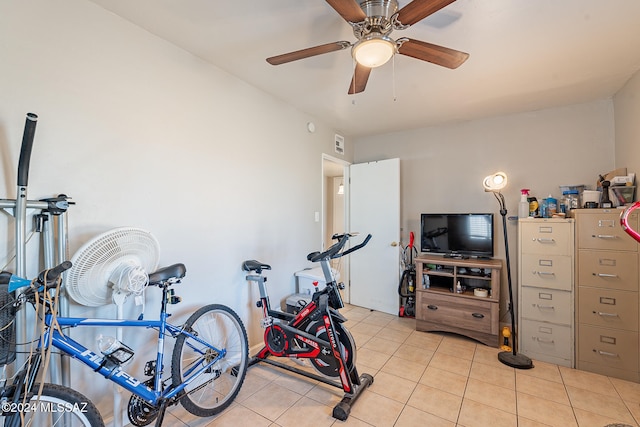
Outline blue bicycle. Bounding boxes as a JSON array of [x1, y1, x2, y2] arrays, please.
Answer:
[[0, 261, 248, 427]]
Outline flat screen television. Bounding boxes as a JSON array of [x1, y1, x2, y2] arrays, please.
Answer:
[[420, 213, 494, 258]]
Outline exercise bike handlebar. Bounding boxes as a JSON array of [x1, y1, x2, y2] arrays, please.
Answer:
[[340, 234, 372, 257], [307, 233, 371, 263], [621, 201, 640, 243]]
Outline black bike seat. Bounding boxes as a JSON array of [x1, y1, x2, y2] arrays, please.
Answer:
[[148, 264, 186, 284], [242, 260, 271, 273]]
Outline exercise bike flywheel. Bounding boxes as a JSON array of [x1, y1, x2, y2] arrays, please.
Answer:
[[305, 320, 356, 378]]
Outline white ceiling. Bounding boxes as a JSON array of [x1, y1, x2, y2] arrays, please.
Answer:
[[87, 0, 640, 138]]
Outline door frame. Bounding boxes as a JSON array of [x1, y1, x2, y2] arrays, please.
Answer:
[[321, 154, 351, 301]]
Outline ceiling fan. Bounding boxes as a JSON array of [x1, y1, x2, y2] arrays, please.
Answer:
[[266, 0, 469, 94]]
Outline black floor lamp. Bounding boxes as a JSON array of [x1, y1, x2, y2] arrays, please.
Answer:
[[483, 171, 534, 369]]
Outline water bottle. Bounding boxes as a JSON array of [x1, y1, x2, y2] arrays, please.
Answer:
[[97, 334, 134, 364], [97, 334, 120, 356]]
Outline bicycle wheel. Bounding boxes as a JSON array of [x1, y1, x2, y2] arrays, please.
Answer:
[[2, 383, 104, 427], [171, 304, 248, 417]]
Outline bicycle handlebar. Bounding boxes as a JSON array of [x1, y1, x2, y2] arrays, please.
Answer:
[[8, 261, 72, 293], [621, 201, 640, 243], [38, 260, 73, 283]]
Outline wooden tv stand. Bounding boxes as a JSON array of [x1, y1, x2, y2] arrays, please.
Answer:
[[415, 255, 502, 347]]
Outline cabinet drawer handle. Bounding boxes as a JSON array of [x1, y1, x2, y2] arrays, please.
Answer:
[[596, 350, 619, 357], [594, 234, 617, 239], [427, 305, 438, 310], [533, 271, 555, 276], [471, 313, 484, 319], [535, 304, 555, 310], [535, 238, 555, 243], [534, 337, 555, 344], [595, 311, 619, 317], [594, 273, 618, 278]]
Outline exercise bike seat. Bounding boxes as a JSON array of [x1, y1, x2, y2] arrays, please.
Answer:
[[242, 260, 271, 274]]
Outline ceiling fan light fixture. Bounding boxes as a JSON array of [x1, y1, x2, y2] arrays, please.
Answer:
[[352, 34, 395, 68]]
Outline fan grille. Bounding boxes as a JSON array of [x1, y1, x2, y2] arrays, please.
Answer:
[[65, 227, 160, 307]]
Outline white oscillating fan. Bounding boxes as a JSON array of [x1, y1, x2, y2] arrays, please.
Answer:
[[65, 227, 160, 308], [64, 227, 160, 427]]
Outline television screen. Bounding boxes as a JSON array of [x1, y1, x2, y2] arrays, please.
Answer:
[[420, 213, 494, 258]]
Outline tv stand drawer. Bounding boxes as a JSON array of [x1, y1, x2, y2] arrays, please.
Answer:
[[417, 292, 498, 335]]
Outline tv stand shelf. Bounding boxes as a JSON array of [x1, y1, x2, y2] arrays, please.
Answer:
[[415, 255, 502, 347]]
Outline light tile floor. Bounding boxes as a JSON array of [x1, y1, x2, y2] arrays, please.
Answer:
[[162, 304, 640, 427]]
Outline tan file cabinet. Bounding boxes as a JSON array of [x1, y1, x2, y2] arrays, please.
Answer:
[[574, 208, 640, 382], [518, 218, 575, 367]]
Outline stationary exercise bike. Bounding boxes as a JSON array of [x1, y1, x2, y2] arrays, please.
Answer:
[[242, 233, 373, 421]]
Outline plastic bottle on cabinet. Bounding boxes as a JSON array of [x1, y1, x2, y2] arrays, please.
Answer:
[[542, 194, 557, 218], [528, 195, 539, 217], [518, 189, 530, 219]]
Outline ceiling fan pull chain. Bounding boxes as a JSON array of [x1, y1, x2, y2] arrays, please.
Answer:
[[392, 54, 397, 102]]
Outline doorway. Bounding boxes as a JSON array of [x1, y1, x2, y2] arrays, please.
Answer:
[[322, 154, 350, 301]]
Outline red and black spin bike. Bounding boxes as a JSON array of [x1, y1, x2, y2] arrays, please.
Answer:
[[242, 233, 373, 421]]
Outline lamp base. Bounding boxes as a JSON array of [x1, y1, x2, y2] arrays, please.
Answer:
[[498, 351, 534, 369]]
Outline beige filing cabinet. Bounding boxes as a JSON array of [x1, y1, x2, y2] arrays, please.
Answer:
[[574, 208, 640, 382], [518, 218, 575, 367], [415, 255, 501, 347]]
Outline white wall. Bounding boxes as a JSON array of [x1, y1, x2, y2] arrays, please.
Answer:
[[353, 100, 616, 322], [0, 0, 351, 419], [614, 69, 640, 175]]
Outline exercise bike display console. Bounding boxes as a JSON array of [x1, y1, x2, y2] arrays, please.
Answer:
[[243, 233, 373, 421]]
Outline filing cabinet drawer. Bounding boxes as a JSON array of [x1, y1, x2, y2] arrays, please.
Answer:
[[576, 211, 638, 252], [521, 320, 572, 360], [578, 250, 638, 291], [578, 324, 639, 372], [521, 287, 572, 325], [520, 255, 572, 291], [578, 287, 638, 331], [520, 221, 573, 255]]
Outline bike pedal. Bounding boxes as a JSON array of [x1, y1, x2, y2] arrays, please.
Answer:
[[144, 360, 156, 376]]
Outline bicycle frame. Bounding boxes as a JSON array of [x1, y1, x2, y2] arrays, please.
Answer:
[[10, 278, 226, 407], [40, 316, 223, 405]]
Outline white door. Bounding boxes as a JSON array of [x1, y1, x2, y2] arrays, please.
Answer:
[[349, 158, 400, 315]]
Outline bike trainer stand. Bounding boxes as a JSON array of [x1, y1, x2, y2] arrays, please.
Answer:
[[248, 353, 373, 420]]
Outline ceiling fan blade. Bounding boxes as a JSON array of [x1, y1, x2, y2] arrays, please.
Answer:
[[348, 63, 372, 94], [267, 41, 351, 65], [325, 0, 367, 23], [395, 0, 457, 27], [398, 38, 468, 69]]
